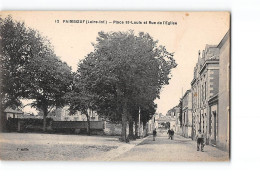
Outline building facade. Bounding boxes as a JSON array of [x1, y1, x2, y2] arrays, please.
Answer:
[[191, 45, 220, 143], [4, 107, 24, 120]]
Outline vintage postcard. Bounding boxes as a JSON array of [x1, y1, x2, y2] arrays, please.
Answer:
[[0, 11, 230, 161]]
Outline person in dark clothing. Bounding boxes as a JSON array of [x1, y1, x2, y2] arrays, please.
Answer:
[[171, 129, 175, 140], [168, 129, 174, 140], [196, 130, 204, 152], [153, 128, 157, 141], [167, 129, 171, 139]]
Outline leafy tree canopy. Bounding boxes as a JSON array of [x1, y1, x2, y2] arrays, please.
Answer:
[[0, 16, 73, 131], [76, 30, 177, 124]]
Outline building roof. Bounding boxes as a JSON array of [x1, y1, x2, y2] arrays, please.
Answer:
[[218, 30, 230, 49], [4, 107, 23, 114]]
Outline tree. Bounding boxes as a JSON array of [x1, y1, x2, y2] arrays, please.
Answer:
[[1, 16, 31, 112], [78, 31, 177, 142], [25, 54, 73, 131], [0, 16, 47, 130], [65, 73, 97, 134], [0, 16, 73, 131]]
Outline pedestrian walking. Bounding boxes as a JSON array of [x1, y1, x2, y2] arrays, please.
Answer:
[[167, 128, 171, 139], [196, 130, 204, 152], [153, 128, 157, 141], [171, 129, 175, 140]]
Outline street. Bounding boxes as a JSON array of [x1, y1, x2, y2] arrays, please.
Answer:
[[113, 130, 229, 161], [0, 131, 229, 161]]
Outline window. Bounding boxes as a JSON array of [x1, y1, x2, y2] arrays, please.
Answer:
[[201, 84, 204, 102], [204, 82, 207, 100], [199, 114, 201, 130], [204, 113, 207, 133], [202, 114, 204, 133], [183, 112, 185, 125], [197, 85, 199, 108]]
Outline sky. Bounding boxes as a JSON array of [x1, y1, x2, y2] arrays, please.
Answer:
[[1, 11, 230, 115]]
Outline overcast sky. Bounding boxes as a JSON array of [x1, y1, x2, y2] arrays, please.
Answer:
[[1, 11, 230, 115]]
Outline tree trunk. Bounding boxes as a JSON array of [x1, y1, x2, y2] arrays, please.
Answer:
[[43, 108, 48, 132], [128, 115, 134, 140], [121, 100, 128, 142], [0, 110, 7, 132], [134, 117, 138, 138], [86, 113, 91, 135]]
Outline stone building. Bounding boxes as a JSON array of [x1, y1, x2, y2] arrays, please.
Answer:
[[191, 44, 220, 143], [181, 90, 193, 138]]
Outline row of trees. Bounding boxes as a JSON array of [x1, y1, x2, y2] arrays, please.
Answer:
[[0, 16, 177, 142]]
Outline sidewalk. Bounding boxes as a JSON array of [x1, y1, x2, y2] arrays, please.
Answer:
[[111, 134, 229, 161], [185, 135, 229, 160], [170, 134, 230, 161], [94, 135, 149, 161]]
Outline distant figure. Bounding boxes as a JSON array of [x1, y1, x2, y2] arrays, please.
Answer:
[[167, 129, 171, 139], [153, 128, 157, 141], [168, 129, 174, 140], [170, 129, 175, 140], [196, 130, 204, 152]]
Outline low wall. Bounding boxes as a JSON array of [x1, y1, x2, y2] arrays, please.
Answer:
[[7, 118, 52, 132], [52, 121, 105, 130], [6, 119, 105, 133]]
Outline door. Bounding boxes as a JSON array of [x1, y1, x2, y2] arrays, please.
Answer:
[[213, 111, 217, 144]]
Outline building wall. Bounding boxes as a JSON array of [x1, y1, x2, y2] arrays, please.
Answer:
[[209, 69, 220, 97], [182, 90, 192, 138], [217, 31, 230, 151]]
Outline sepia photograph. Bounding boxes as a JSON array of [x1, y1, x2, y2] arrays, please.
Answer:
[[0, 11, 230, 161]]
